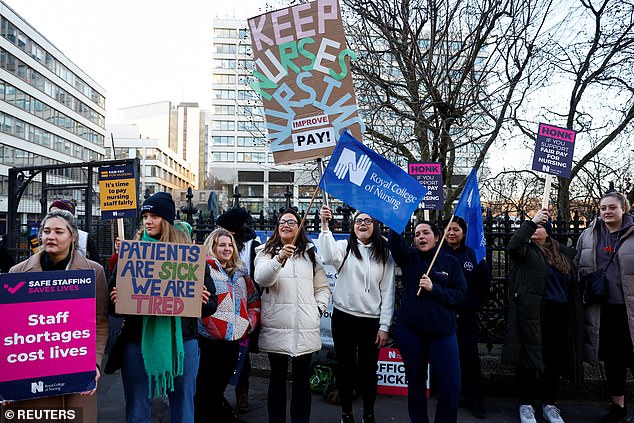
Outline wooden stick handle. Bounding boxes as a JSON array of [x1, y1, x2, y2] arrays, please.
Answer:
[[280, 186, 321, 267], [542, 174, 553, 210], [417, 214, 454, 296]]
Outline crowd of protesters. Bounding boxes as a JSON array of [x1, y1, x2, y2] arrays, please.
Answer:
[[2, 191, 634, 423]]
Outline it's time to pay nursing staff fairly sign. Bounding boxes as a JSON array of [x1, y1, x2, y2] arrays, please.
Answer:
[[248, 0, 365, 165]]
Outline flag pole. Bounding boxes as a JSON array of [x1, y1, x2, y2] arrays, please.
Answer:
[[280, 185, 321, 267], [417, 214, 454, 296], [316, 157, 329, 208]]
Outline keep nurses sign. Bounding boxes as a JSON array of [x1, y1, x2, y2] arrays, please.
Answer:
[[531, 123, 576, 178], [0, 270, 97, 401], [248, 0, 365, 165], [115, 241, 206, 318]]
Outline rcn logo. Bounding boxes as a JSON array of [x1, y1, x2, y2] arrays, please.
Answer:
[[31, 381, 43, 394], [333, 148, 372, 187]]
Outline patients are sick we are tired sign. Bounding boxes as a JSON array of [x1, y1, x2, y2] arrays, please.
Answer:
[[248, 0, 365, 164], [115, 241, 206, 318]]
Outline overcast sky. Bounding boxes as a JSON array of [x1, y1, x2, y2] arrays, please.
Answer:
[[8, 0, 268, 122]]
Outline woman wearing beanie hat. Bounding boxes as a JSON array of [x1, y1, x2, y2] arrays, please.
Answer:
[[503, 208, 583, 423], [108, 192, 218, 423]]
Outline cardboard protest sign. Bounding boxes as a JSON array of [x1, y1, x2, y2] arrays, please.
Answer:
[[115, 240, 206, 318], [531, 123, 576, 178], [98, 163, 137, 219], [248, 0, 365, 164], [408, 162, 444, 210], [0, 270, 97, 401]]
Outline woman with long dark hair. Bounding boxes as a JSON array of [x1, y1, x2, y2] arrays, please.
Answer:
[[254, 208, 331, 423], [318, 206, 395, 423], [503, 208, 583, 423], [443, 216, 490, 418], [388, 220, 467, 423]]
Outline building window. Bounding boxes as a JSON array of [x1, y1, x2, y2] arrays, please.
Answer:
[[213, 120, 235, 131], [213, 105, 235, 115], [237, 152, 265, 162], [214, 43, 237, 54], [237, 136, 266, 147], [212, 136, 234, 146], [213, 89, 235, 100], [212, 152, 235, 162]]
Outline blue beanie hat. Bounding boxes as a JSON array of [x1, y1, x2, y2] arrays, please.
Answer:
[[140, 192, 175, 225]]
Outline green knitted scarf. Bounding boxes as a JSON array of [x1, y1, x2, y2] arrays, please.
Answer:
[[141, 230, 184, 398]]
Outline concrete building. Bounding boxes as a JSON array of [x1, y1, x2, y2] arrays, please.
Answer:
[[107, 101, 203, 196], [209, 18, 319, 216], [0, 1, 106, 231]]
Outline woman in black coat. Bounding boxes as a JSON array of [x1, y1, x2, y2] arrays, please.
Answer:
[[502, 208, 583, 423]]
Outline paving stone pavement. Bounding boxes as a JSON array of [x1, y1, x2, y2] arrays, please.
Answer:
[[97, 369, 610, 422]]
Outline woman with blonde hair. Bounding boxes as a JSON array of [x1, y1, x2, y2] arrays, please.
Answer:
[[109, 192, 217, 423], [576, 192, 634, 423], [194, 228, 260, 423]]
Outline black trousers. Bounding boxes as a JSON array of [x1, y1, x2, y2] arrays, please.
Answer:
[[194, 337, 240, 423], [600, 303, 634, 397], [517, 301, 568, 405], [267, 352, 313, 423], [456, 314, 483, 403], [331, 308, 381, 416]]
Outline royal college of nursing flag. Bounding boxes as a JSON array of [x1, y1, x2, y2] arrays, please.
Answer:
[[454, 168, 487, 263], [318, 130, 428, 233]]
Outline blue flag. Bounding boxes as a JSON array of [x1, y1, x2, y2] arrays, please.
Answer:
[[318, 130, 428, 233], [454, 168, 486, 263]]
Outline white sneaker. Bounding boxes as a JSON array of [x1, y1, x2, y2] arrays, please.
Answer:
[[543, 405, 565, 423], [519, 405, 537, 423]]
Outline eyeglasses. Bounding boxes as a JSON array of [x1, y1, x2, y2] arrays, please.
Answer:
[[354, 218, 373, 225], [279, 219, 298, 226]]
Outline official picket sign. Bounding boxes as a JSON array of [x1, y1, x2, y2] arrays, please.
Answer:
[[408, 162, 444, 210], [115, 240, 206, 317], [0, 270, 97, 401], [319, 130, 428, 233], [98, 163, 137, 219], [376, 348, 408, 396], [248, 0, 365, 164], [531, 122, 576, 178]]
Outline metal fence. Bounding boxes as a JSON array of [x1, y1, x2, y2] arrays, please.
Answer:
[[5, 170, 591, 346]]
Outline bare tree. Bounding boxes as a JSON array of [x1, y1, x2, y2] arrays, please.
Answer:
[[512, 0, 634, 218], [480, 169, 544, 216], [342, 0, 558, 211]]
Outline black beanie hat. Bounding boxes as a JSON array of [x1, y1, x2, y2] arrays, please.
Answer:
[[217, 207, 250, 234], [538, 220, 553, 236], [140, 192, 175, 225]]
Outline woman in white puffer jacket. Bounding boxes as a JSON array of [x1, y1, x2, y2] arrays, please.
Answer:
[[254, 208, 330, 423]]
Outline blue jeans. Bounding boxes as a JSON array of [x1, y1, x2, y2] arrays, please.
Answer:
[[395, 324, 461, 423], [121, 339, 200, 423]]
